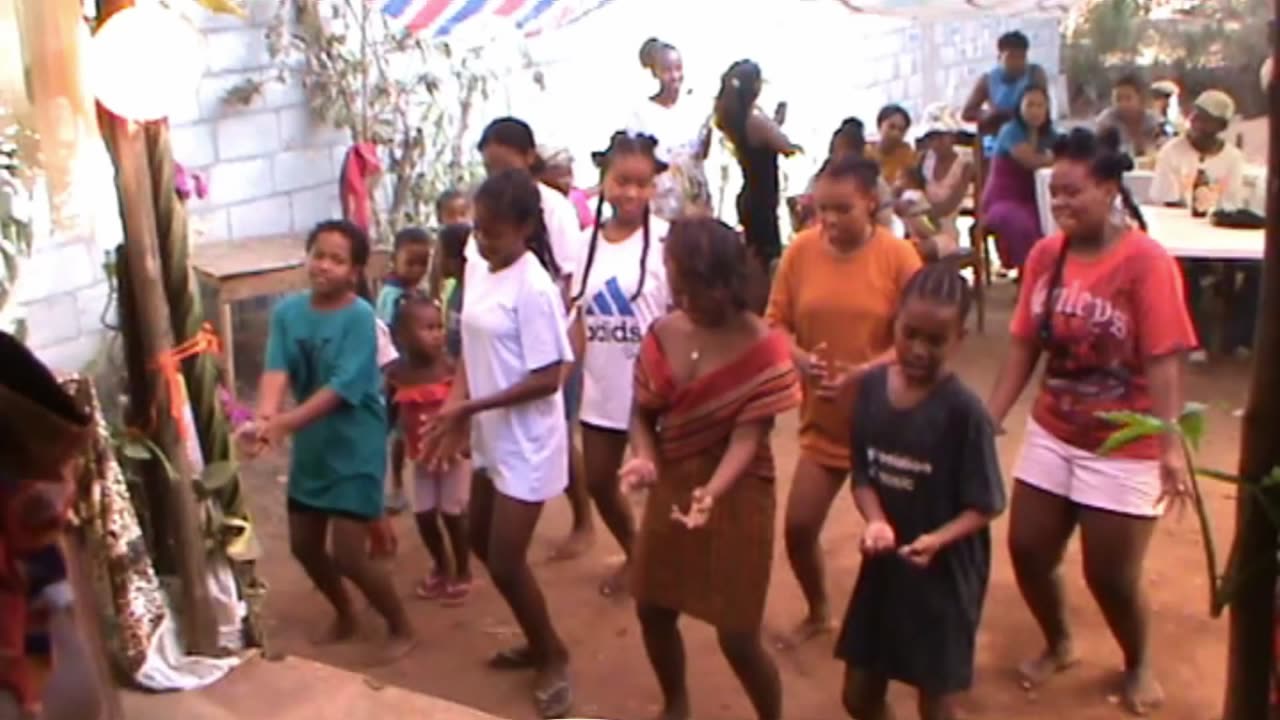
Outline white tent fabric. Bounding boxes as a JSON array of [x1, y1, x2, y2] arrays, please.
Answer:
[[829, 0, 1072, 18]]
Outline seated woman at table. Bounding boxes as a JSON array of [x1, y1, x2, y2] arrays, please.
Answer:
[[1149, 89, 1256, 362], [981, 84, 1057, 274]]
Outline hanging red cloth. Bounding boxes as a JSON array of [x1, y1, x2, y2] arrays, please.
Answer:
[[338, 142, 382, 233]]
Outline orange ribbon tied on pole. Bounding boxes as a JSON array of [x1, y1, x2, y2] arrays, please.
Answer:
[[151, 323, 223, 440]]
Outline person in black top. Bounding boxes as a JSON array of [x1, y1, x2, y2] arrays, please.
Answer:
[[836, 265, 1006, 720], [713, 59, 800, 311]]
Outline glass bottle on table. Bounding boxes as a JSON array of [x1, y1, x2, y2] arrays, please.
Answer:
[[1190, 164, 1214, 218]]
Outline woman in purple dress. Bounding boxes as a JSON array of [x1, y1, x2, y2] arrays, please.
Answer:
[[981, 84, 1056, 273]]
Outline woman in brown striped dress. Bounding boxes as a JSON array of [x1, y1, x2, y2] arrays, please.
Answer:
[[621, 217, 801, 720]]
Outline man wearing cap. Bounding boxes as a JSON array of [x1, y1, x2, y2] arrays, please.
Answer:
[[1150, 89, 1258, 362], [1149, 79, 1181, 138], [1149, 89, 1245, 209]]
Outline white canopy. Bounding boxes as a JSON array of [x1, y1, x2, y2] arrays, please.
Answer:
[[828, 0, 1072, 19]]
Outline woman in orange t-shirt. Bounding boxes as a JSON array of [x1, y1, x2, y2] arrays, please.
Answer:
[[987, 128, 1196, 716], [765, 155, 921, 642]]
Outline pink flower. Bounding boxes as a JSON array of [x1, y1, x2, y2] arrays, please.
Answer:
[[174, 162, 209, 201]]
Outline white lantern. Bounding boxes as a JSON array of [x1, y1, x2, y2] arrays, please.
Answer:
[[1262, 57, 1274, 93], [87, 6, 204, 122]]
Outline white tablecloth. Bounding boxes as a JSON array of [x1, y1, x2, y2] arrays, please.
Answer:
[[1034, 169, 1265, 260], [1139, 206, 1264, 260]]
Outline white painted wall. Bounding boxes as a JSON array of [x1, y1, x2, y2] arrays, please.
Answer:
[[21, 0, 1060, 372], [173, 1, 349, 244]]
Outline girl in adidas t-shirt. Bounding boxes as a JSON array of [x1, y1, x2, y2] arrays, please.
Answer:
[[571, 131, 672, 597]]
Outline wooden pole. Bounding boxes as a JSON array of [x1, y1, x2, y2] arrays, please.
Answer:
[[96, 0, 218, 657], [1221, 15, 1280, 720]]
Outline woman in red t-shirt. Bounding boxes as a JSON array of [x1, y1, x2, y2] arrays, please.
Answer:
[[987, 128, 1197, 716]]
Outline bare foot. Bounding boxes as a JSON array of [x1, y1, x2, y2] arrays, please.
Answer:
[[598, 562, 629, 598], [547, 528, 595, 562], [651, 700, 691, 720], [310, 616, 357, 646], [772, 615, 834, 650], [370, 631, 418, 666], [1121, 666, 1164, 716], [1017, 643, 1078, 689]]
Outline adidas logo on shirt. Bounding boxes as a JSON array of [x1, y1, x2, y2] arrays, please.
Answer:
[[585, 277, 643, 345]]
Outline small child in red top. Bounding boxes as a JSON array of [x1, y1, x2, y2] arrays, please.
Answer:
[[387, 293, 472, 604]]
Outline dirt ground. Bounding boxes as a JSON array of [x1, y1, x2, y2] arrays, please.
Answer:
[[238, 285, 1254, 720]]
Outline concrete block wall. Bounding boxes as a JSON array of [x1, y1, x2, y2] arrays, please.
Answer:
[[174, 0, 348, 246], [23, 0, 346, 373]]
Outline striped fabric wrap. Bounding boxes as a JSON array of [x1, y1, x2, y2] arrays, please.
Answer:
[[630, 329, 800, 632]]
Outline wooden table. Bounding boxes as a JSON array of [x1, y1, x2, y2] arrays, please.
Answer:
[[191, 235, 390, 393]]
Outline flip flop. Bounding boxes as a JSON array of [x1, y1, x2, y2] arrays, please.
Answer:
[[533, 672, 573, 719], [414, 574, 446, 601], [487, 645, 536, 671], [440, 580, 471, 607]]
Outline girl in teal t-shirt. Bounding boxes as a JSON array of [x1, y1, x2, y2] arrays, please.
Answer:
[[242, 219, 415, 661]]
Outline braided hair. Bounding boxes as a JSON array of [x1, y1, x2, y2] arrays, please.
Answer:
[[572, 131, 668, 305], [714, 60, 763, 151], [899, 263, 973, 325], [473, 169, 560, 277], [305, 219, 372, 301], [1038, 126, 1145, 347]]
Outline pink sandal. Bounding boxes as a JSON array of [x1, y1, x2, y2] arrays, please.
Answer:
[[414, 574, 446, 600], [439, 579, 472, 606]]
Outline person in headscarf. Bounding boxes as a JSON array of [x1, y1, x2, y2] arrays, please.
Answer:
[[538, 145, 595, 230]]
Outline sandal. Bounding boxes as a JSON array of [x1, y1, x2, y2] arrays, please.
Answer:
[[440, 579, 472, 606], [487, 645, 536, 671], [533, 670, 573, 719], [413, 574, 446, 600]]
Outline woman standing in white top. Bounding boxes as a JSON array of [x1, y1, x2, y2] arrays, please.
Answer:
[[427, 169, 576, 719], [627, 38, 712, 220], [571, 132, 672, 597]]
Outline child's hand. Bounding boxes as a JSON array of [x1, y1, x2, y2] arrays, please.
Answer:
[[815, 360, 864, 402], [671, 486, 713, 529], [427, 402, 471, 443], [618, 457, 657, 493], [235, 422, 268, 459], [898, 532, 943, 567], [860, 520, 896, 555], [257, 415, 290, 451]]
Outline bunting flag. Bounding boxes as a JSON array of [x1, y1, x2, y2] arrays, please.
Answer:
[[378, 0, 619, 38]]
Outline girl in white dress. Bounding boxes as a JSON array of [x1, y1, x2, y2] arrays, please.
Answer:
[[426, 168, 575, 718]]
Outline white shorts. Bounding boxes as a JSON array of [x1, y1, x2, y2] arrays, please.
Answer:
[[1013, 420, 1164, 518], [412, 459, 472, 515]]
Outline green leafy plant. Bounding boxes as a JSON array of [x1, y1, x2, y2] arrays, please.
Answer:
[[1099, 402, 1280, 617], [233, 0, 543, 237]]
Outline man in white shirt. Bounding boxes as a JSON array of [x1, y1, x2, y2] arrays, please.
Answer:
[[1149, 89, 1246, 210], [1148, 90, 1258, 362]]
